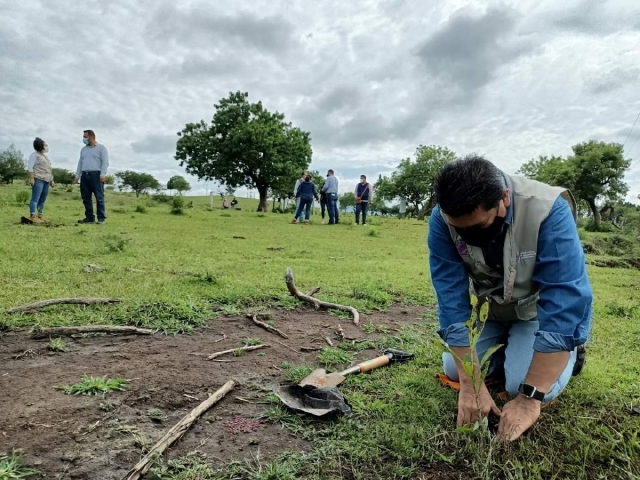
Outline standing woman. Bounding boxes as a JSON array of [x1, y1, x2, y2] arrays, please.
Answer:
[[27, 137, 54, 223]]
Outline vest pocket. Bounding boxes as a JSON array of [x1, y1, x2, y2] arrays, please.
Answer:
[[514, 293, 539, 321]]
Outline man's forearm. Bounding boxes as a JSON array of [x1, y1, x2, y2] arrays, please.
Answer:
[[525, 351, 570, 393]]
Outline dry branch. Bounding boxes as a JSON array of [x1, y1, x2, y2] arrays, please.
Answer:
[[325, 336, 334, 347], [6, 297, 121, 314], [307, 287, 321, 297], [300, 346, 322, 352], [248, 314, 288, 339], [337, 324, 345, 340], [273, 338, 298, 353], [30, 325, 153, 339], [122, 380, 236, 480], [207, 344, 269, 360], [284, 267, 360, 324]]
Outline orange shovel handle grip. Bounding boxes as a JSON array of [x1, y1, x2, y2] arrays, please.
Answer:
[[358, 355, 390, 373]]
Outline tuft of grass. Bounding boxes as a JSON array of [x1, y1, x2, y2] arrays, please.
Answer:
[[99, 401, 116, 412], [362, 323, 392, 334], [110, 300, 208, 335], [233, 348, 245, 357], [103, 234, 130, 252], [282, 364, 313, 383], [0, 450, 39, 478], [59, 375, 127, 396], [135, 204, 147, 214], [15, 190, 30, 205], [317, 347, 354, 367], [147, 408, 164, 420], [243, 337, 262, 346], [47, 337, 67, 352]]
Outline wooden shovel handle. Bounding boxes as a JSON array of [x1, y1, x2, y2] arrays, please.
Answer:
[[358, 355, 390, 373]]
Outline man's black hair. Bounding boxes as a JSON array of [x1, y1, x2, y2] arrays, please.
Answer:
[[83, 129, 96, 138], [434, 154, 505, 218], [328, 169, 334, 175], [360, 174, 367, 180], [33, 137, 45, 152]]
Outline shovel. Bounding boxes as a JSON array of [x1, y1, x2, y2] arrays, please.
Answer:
[[298, 348, 414, 388]]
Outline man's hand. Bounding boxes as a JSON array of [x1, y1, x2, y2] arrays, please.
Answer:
[[74, 177, 80, 184], [50, 181, 55, 187], [29, 178, 35, 186], [457, 382, 501, 427], [498, 395, 541, 441], [100, 176, 106, 183]]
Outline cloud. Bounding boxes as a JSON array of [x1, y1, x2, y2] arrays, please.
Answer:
[[76, 112, 126, 129], [584, 67, 640, 95], [416, 7, 535, 96], [147, 4, 296, 55], [131, 135, 177, 155]]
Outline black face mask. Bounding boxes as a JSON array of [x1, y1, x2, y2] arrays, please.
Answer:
[[455, 216, 506, 247]]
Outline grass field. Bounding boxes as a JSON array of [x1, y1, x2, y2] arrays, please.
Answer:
[[0, 185, 639, 479]]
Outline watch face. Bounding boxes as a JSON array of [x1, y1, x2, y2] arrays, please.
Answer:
[[519, 383, 536, 397]]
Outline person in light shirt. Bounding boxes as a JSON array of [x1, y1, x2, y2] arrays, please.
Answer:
[[75, 129, 109, 224], [26, 137, 54, 223]]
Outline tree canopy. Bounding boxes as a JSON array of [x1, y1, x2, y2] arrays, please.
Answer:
[[519, 140, 630, 228], [175, 91, 312, 212], [115, 170, 161, 197], [167, 175, 191, 195], [0, 144, 27, 184], [375, 145, 455, 219], [52, 168, 76, 185]]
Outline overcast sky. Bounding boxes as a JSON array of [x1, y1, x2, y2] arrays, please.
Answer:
[[2, 0, 640, 199]]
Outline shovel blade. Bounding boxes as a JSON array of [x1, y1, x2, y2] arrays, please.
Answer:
[[299, 368, 346, 388]]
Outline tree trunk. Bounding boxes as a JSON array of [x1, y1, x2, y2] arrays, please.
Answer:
[[257, 185, 268, 212], [587, 198, 600, 228]]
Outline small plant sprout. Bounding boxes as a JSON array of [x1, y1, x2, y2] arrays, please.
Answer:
[[147, 408, 164, 421], [243, 337, 262, 346], [47, 337, 66, 352], [317, 348, 354, 367], [60, 375, 127, 396], [446, 299, 503, 433], [233, 348, 245, 357]]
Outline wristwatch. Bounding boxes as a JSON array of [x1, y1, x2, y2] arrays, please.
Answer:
[[518, 383, 546, 401]]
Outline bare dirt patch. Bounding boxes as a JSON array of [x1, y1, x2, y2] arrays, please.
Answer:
[[0, 304, 431, 479]]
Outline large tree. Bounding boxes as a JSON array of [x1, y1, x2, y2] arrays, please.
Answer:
[[175, 91, 312, 212], [115, 170, 161, 197], [375, 145, 455, 220], [0, 144, 27, 184], [52, 168, 76, 185], [518, 141, 630, 228], [167, 175, 191, 195]]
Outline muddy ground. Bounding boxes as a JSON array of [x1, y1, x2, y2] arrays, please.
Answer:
[[0, 304, 433, 479]]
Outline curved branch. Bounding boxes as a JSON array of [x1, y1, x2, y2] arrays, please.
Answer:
[[6, 298, 121, 314], [284, 267, 360, 325]]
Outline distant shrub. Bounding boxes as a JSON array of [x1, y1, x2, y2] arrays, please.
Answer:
[[135, 205, 147, 214], [170, 196, 185, 215], [153, 193, 172, 204], [66, 186, 73, 193], [15, 190, 29, 205], [187, 201, 194, 209], [145, 198, 158, 208], [585, 221, 613, 233]]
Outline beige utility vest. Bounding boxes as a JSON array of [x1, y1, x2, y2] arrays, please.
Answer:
[[444, 175, 577, 322], [32, 153, 53, 182]]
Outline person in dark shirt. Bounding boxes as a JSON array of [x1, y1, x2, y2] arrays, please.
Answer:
[[291, 174, 319, 225]]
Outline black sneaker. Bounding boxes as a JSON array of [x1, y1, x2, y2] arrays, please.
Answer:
[[97, 219, 106, 225], [572, 345, 586, 376], [78, 218, 95, 224]]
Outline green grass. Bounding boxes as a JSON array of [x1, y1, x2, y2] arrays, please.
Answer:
[[281, 364, 314, 383], [242, 337, 263, 346], [46, 337, 66, 352], [0, 450, 39, 478], [1, 186, 639, 478], [59, 375, 127, 396]]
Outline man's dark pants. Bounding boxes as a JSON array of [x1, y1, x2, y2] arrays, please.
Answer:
[[80, 171, 106, 222], [355, 201, 368, 224], [327, 193, 339, 224]]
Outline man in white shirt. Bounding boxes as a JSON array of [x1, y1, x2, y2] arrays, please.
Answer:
[[74, 130, 109, 224]]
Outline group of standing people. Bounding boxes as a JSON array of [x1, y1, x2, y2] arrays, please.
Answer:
[[27, 130, 109, 224], [290, 170, 373, 225]]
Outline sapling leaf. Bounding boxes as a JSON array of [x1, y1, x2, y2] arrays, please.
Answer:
[[480, 344, 504, 369]]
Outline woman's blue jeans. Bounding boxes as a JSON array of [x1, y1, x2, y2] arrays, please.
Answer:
[[30, 179, 50, 215]]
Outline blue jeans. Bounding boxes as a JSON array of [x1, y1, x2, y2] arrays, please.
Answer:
[[320, 198, 327, 219], [327, 193, 339, 224], [80, 171, 106, 222], [442, 319, 577, 404], [30, 179, 50, 215], [355, 201, 368, 224], [295, 197, 313, 221]]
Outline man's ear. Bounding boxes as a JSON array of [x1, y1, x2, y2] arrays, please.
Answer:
[[503, 189, 511, 208]]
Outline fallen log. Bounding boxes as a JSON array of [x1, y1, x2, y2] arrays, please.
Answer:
[[6, 297, 121, 314], [284, 267, 360, 325], [248, 314, 288, 339], [207, 344, 269, 360], [31, 325, 153, 339], [122, 380, 236, 480]]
